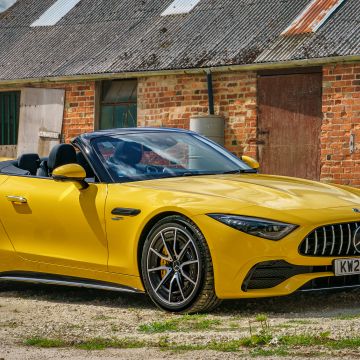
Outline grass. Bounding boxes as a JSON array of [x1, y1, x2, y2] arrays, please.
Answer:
[[250, 347, 289, 357], [24, 334, 360, 354], [229, 321, 240, 329], [23, 313, 360, 355], [25, 337, 66, 348], [286, 319, 314, 325], [327, 338, 360, 349], [255, 314, 268, 322], [138, 314, 221, 333], [26, 308, 355, 356], [208, 339, 244, 352], [277, 332, 360, 349], [279, 334, 323, 347], [138, 320, 179, 333], [335, 313, 360, 320], [76, 338, 146, 350]]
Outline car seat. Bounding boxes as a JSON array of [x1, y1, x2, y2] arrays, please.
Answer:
[[17, 153, 40, 175], [36, 144, 77, 177]]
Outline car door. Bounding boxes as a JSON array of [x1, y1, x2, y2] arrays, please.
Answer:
[[0, 175, 108, 271], [0, 174, 17, 269]]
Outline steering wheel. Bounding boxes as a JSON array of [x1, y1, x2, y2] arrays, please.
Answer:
[[145, 165, 160, 174]]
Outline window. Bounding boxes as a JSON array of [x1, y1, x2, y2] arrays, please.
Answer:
[[99, 80, 137, 130], [161, 0, 201, 16], [0, 92, 20, 145], [31, 0, 81, 27], [0, 0, 17, 13]]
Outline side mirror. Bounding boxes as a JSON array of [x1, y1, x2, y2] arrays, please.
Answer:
[[241, 155, 260, 170], [52, 164, 89, 189]]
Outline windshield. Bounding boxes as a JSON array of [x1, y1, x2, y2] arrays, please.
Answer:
[[91, 131, 254, 182]]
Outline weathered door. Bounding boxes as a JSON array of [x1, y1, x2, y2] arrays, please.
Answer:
[[0, 91, 20, 158], [17, 88, 65, 157], [257, 71, 322, 180]]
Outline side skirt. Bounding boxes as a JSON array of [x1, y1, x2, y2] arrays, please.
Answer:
[[0, 271, 144, 294]]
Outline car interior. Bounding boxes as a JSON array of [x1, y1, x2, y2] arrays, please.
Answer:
[[0, 144, 96, 181], [100, 140, 175, 177]]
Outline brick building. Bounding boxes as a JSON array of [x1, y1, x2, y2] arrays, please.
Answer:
[[0, 0, 359, 185]]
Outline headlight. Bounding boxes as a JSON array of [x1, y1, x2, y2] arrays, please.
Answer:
[[208, 214, 298, 240]]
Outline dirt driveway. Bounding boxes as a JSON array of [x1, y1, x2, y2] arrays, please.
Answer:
[[0, 282, 359, 359]]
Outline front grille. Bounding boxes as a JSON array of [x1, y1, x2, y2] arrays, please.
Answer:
[[300, 274, 360, 291], [299, 222, 360, 257], [242, 260, 329, 291]]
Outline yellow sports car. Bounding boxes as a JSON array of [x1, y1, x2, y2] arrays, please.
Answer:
[[0, 128, 360, 313]]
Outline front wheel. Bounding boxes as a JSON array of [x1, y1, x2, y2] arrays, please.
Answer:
[[141, 215, 221, 313]]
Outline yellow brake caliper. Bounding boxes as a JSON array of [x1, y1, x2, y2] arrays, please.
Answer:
[[160, 247, 170, 278]]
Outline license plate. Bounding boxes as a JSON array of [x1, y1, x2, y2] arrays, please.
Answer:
[[334, 258, 360, 276]]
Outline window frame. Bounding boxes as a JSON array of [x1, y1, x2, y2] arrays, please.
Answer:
[[99, 79, 137, 130]]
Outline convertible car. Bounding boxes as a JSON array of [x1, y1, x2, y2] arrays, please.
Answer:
[[0, 128, 360, 313]]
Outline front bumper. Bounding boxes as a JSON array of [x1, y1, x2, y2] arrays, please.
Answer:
[[194, 214, 360, 299], [242, 260, 360, 292]]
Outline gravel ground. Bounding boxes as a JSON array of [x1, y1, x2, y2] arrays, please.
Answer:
[[0, 282, 359, 359]]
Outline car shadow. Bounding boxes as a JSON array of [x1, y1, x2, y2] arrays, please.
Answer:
[[0, 282, 154, 310], [215, 289, 360, 318], [0, 282, 359, 317]]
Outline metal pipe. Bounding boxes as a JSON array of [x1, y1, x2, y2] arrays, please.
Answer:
[[206, 70, 215, 115]]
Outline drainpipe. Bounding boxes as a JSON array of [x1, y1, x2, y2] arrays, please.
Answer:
[[189, 70, 225, 146], [206, 70, 215, 115]]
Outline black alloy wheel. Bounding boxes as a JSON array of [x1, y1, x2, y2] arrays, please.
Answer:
[[141, 215, 221, 313]]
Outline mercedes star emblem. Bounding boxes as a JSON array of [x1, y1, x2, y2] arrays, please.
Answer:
[[353, 227, 360, 253]]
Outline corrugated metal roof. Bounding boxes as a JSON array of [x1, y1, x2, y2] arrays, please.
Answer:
[[282, 0, 346, 35], [0, 0, 358, 81], [31, 0, 82, 27], [161, 0, 201, 16], [256, 0, 358, 62]]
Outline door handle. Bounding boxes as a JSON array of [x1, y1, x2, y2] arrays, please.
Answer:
[[111, 208, 141, 216], [6, 196, 27, 204]]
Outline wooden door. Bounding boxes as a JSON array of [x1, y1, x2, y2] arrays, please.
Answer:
[[257, 72, 322, 180]]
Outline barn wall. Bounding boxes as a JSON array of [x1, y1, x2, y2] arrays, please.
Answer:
[[321, 63, 360, 186], [137, 71, 258, 158], [1, 62, 360, 186]]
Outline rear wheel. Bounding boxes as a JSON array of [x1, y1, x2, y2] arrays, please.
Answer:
[[141, 215, 221, 313]]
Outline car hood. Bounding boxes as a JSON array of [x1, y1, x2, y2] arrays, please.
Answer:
[[129, 174, 360, 211]]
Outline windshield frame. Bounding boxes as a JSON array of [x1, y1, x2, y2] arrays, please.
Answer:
[[89, 130, 255, 183]]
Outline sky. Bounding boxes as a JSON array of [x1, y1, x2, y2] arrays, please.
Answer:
[[0, 0, 17, 12]]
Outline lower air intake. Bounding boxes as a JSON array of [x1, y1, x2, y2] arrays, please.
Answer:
[[242, 260, 329, 291]]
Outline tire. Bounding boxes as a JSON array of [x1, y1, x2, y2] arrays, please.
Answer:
[[141, 215, 221, 313]]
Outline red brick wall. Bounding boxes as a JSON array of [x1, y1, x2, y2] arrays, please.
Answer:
[[34, 81, 96, 143], [3, 63, 360, 186], [321, 63, 360, 186], [137, 71, 257, 157]]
